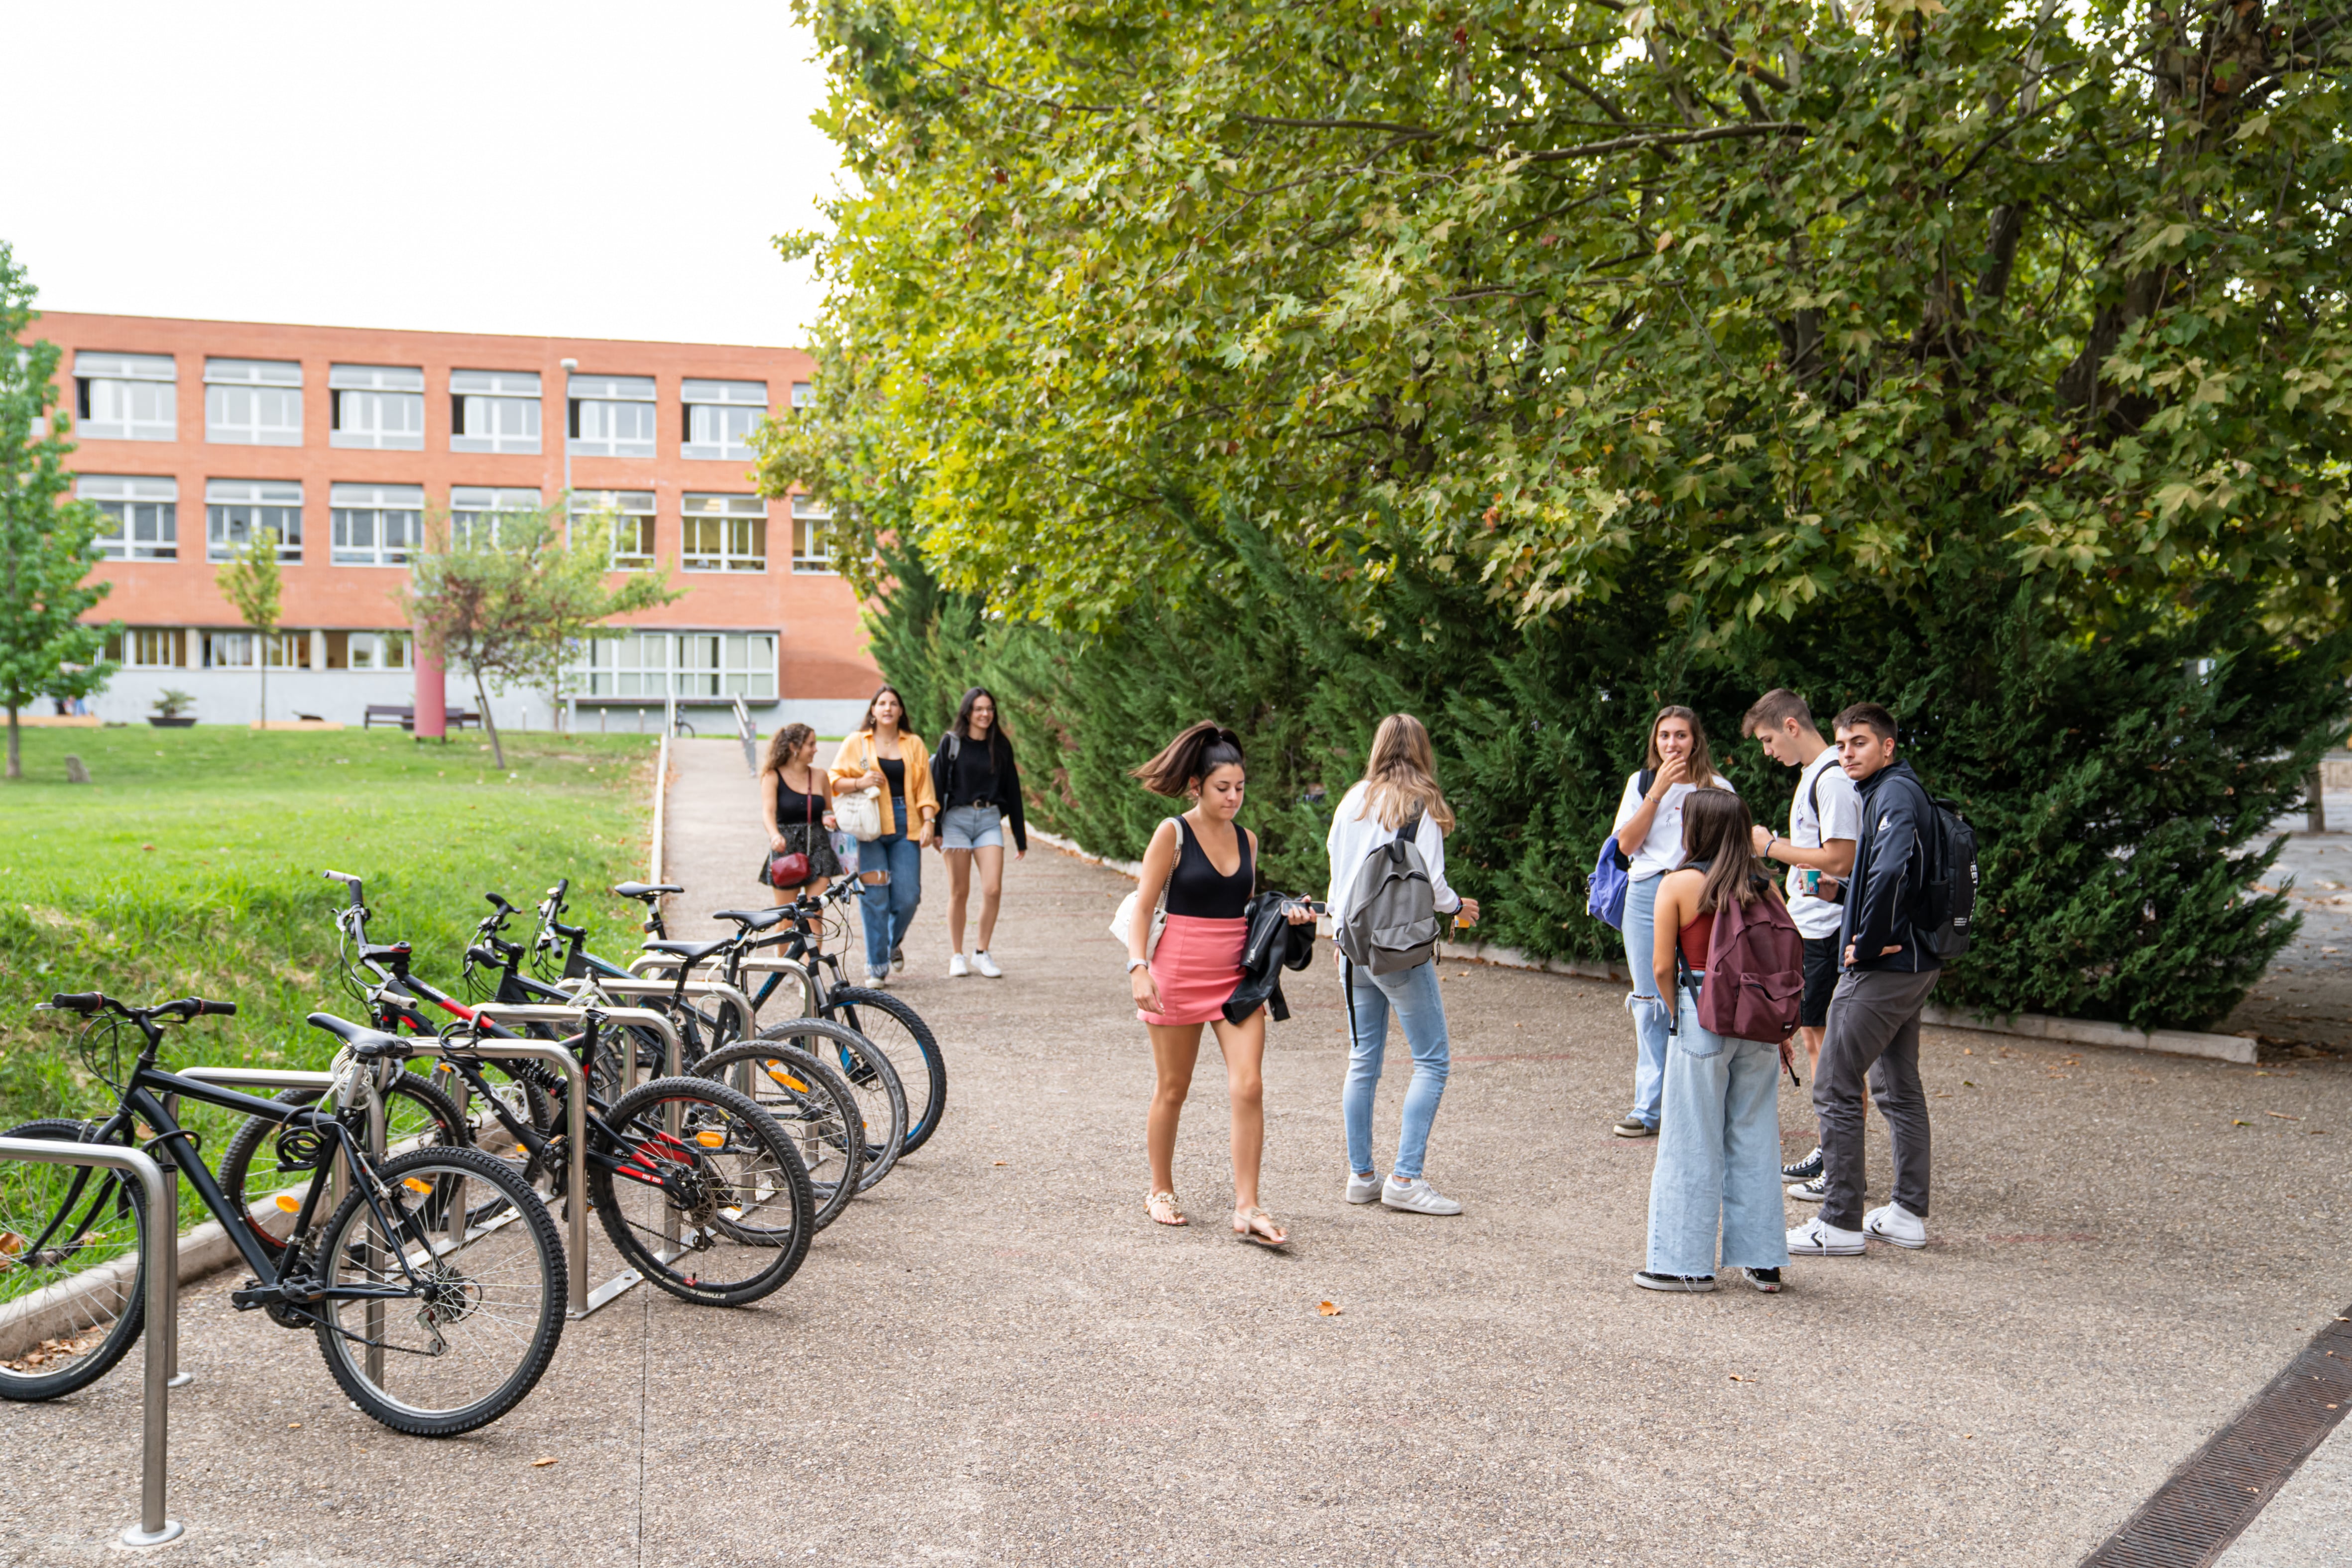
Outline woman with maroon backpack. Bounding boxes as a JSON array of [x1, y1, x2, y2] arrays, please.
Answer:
[[1636, 788, 1803, 1295]]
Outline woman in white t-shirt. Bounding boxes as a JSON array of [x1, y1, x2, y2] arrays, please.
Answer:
[[1608, 705, 1737, 1137]]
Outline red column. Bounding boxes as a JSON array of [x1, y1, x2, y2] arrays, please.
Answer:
[[414, 648, 447, 739]]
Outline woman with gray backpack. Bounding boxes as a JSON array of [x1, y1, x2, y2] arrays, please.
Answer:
[[1325, 715, 1479, 1216]]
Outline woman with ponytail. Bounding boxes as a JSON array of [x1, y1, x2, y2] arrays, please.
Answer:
[[1125, 722, 1309, 1247]]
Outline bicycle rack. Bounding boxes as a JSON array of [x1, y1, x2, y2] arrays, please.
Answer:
[[567, 975, 763, 1045], [624, 953, 820, 1027], [0, 1136, 182, 1548]]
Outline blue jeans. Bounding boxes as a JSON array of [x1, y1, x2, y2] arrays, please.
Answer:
[[1340, 957, 1451, 1181], [858, 804, 923, 973], [1622, 872, 1670, 1127], [1646, 988, 1790, 1277]]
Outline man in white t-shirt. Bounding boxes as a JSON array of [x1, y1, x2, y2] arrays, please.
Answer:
[[1741, 690, 1859, 1189]]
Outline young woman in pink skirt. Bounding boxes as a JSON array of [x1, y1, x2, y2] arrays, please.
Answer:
[[1125, 722, 1313, 1247]]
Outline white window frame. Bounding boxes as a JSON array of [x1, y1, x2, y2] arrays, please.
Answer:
[[203, 360, 304, 446], [450, 369, 543, 454], [790, 495, 836, 574], [570, 629, 776, 700], [329, 483, 425, 567], [568, 374, 658, 458], [105, 628, 186, 669], [450, 486, 543, 549], [74, 352, 177, 441], [329, 364, 426, 450], [680, 493, 767, 572], [333, 630, 411, 671], [80, 475, 179, 560], [573, 489, 657, 570], [202, 630, 308, 670], [682, 379, 770, 461], [205, 480, 304, 562], [790, 381, 813, 408]]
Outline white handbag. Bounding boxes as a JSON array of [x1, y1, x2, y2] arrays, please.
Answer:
[[835, 786, 884, 843], [1109, 886, 1168, 963]]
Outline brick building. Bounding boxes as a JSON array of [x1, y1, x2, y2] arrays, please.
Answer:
[[41, 312, 879, 733]]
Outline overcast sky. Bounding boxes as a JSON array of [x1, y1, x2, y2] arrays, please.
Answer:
[[3, 0, 841, 347]]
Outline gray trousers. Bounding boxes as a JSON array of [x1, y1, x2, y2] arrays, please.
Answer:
[[1812, 966, 1939, 1231]]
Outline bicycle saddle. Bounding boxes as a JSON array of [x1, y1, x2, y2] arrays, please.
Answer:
[[709, 907, 793, 932], [305, 1012, 413, 1060], [611, 882, 683, 902], [642, 937, 732, 965]]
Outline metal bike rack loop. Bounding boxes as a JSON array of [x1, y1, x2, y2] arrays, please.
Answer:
[[580, 974, 763, 1044], [0, 1136, 182, 1548]]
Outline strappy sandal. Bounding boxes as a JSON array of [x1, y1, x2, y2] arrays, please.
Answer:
[[1147, 1191, 1188, 1227], [1233, 1205, 1289, 1248]]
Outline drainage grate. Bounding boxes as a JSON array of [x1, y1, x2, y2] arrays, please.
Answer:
[[2082, 1303, 2352, 1568]]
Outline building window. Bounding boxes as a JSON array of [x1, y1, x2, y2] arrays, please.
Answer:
[[790, 496, 835, 574], [450, 486, 542, 549], [73, 353, 177, 441], [575, 630, 670, 698], [330, 364, 426, 450], [573, 489, 657, 570], [80, 476, 178, 560], [202, 630, 310, 669], [103, 628, 186, 668], [682, 379, 769, 461], [680, 494, 766, 572], [450, 369, 542, 454], [206, 480, 304, 562], [568, 374, 657, 458], [330, 483, 424, 566], [571, 630, 775, 700], [204, 359, 304, 445], [324, 630, 410, 670], [790, 381, 813, 408], [675, 632, 780, 698]]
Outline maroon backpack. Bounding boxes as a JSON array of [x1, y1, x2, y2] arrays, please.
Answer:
[[1698, 881, 1805, 1042]]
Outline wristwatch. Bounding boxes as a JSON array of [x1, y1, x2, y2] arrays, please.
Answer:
[[1126, 957, 1149, 973]]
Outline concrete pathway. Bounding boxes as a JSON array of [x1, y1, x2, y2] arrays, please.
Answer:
[[7, 750, 2352, 1565]]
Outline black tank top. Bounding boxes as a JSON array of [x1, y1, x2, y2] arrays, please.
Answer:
[[775, 774, 827, 827], [1164, 816, 1252, 919]]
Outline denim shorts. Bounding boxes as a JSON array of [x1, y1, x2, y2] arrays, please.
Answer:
[[939, 802, 1005, 850]]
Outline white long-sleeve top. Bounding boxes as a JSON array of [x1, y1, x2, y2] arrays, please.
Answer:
[[1324, 780, 1463, 918]]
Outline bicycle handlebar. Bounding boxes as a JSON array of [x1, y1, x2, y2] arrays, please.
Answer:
[[42, 992, 234, 1020], [322, 870, 365, 909], [46, 991, 106, 1014]]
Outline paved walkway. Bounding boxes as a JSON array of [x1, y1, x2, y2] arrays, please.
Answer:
[[6, 741, 2351, 1565]]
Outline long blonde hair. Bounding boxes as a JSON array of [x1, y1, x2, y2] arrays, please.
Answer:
[[1358, 714, 1456, 833], [1645, 704, 1716, 784]]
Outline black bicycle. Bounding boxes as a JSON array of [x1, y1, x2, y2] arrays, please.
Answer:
[[1, 993, 567, 1437]]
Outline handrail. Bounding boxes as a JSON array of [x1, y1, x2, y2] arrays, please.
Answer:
[[0, 1137, 181, 1548], [649, 721, 671, 885], [732, 693, 758, 776]]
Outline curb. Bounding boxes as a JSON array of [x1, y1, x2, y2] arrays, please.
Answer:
[[1031, 829, 2260, 1067], [649, 727, 672, 884], [0, 1198, 290, 1364]]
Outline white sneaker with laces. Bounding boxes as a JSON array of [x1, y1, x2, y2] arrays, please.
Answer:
[[1786, 1216, 1867, 1256], [1785, 1173, 1828, 1203], [1381, 1176, 1462, 1215], [865, 965, 891, 987], [1864, 1202, 1928, 1249], [973, 951, 1003, 978], [1346, 1171, 1383, 1205], [948, 953, 969, 978]]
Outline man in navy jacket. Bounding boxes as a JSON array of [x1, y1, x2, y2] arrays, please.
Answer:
[[1788, 702, 1941, 1257]]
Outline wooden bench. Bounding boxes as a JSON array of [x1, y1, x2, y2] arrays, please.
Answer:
[[361, 705, 483, 732]]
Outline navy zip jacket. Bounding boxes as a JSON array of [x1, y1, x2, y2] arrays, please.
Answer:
[[1838, 759, 1940, 974]]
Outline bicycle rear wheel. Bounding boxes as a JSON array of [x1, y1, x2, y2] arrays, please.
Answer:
[[0, 1119, 149, 1403], [821, 986, 946, 1155], [588, 1076, 813, 1306], [311, 1144, 566, 1437], [693, 1041, 865, 1230], [754, 1017, 906, 1191], [217, 1072, 468, 1261]]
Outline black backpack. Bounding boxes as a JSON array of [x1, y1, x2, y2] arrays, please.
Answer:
[[1916, 791, 1980, 960]]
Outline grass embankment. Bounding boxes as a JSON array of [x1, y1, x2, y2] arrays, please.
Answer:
[[0, 727, 657, 1149]]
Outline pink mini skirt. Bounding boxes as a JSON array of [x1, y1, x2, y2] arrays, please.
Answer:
[[1138, 913, 1247, 1026]]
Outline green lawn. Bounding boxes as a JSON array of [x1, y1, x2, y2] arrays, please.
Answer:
[[0, 725, 658, 1142]]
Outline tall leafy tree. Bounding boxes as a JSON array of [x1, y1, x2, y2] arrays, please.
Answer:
[[0, 242, 115, 780], [216, 527, 284, 728], [401, 501, 680, 767]]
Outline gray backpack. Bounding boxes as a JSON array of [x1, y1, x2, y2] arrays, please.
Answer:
[[1336, 810, 1441, 976]]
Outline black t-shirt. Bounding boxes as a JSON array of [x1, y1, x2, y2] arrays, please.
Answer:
[[950, 735, 1000, 805], [878, 757, 906, 798]]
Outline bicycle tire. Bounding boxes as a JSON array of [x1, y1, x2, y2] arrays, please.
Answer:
[[753, 1016, 906, 1191], [217, 1072, 469, 1261], [0, 1119, 149, 1403], [311, 1144, 567, 1437], [691, 1040, 866, 1230], [588, 1076, 814, 1307], [821, 986, 946, 1156]]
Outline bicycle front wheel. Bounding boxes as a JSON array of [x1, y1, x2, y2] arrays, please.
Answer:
[[693, 1041, 865, 1230], [822, 986, 946, 1156], [311, 1144, 567, 1438], [0, 1119, 147, 1403], [589, 1076, 813, 1307], [754, 1018, 906, 1192]]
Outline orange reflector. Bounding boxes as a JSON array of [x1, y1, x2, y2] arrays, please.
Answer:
[[275, 1195, 302, 1213], [765, 1068, 810, 1092], [694, 1131, 726, 1148], [402, 1178, 434, 1194]]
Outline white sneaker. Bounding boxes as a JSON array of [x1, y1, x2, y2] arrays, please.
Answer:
[[1380, 1176, 1462, 1215], [1345, 1171, 1383, 1205], [865, 965, 891, 987], [1785, 1173, 1828, 1203], [947, 953, 969, 978], [1864, 1202, 1928, 1250], [1786, 1216, 1866, 1256], [973, 951, 1003, 978]]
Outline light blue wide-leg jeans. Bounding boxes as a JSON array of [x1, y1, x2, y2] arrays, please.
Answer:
[[858, 802, 923, 973], [1339, 957, 1452, 1181], [1645, 988, 1791, 1277], [1622, 872, 1670, 1128]]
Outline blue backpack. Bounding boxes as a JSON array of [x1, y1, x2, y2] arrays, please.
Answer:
[[1586, 768, 1656, 931]]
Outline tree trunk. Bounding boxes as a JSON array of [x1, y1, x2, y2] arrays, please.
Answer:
[[4, 704, 17, 781], [474, 668, 506, 769], [259, 651, 268, 732], [2309, 766, 2327, 835]]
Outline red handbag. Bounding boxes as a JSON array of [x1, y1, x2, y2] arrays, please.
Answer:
[[767, 784, 817, 888]]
